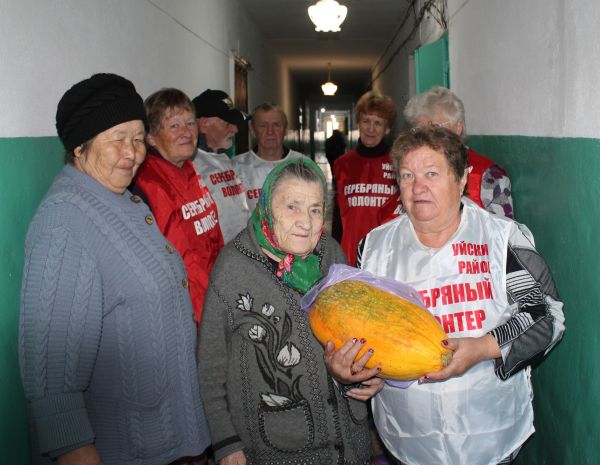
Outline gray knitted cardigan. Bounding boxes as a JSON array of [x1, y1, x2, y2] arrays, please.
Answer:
[[198, 224, 372, 465], [20, 165, 211, 465]]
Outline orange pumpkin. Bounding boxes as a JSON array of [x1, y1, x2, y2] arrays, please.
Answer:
[[309, 280, 452, 380]]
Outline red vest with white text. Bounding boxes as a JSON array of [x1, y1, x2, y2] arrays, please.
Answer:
[[134, 155, 224, 322], [333, 148, 397, 265]]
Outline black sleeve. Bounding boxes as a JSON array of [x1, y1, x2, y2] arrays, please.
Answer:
[[331, 180, 343, 243]]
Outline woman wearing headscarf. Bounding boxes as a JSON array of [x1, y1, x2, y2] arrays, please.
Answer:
[[133, 88, 224, 323], [358, 127, 565, 465], [197, 158, 384, 465], [20, 74, 211, 465]]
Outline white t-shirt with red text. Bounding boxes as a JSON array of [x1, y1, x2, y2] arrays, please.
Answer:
[[234, 149, 306, 211], [193, 149, 250, 243]]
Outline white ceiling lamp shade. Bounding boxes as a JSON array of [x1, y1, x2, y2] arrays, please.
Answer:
[[308, 0, 348, 32], [321, 81, 338, 96], [321, 62, 338, 96]]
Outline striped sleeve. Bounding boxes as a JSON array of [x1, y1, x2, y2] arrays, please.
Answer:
[[489, 224, 565, 380], [480, 165, 514, 219]]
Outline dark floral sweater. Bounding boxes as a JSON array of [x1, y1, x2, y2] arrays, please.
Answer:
[[198, 225, 372, 465]]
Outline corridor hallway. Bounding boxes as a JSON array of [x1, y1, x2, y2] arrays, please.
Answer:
[[314, 150, 335, 235]]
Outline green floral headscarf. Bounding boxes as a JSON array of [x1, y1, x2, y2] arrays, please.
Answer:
[[251, 157, 327, 294]]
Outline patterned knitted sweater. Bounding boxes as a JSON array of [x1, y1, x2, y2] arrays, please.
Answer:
[[198, 224, 372, 465], [20, 165, 211, 465]]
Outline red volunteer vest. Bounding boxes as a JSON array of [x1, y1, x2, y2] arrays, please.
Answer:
[[466, 148, 505, 207], [333, 148, 397, 265], [134, 155, 224, 322]]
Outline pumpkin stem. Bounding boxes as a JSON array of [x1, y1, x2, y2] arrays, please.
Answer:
[[441, 351, 453, 368]]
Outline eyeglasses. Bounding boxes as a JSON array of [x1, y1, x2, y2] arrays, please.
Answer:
[[423, 120, 453, 129]]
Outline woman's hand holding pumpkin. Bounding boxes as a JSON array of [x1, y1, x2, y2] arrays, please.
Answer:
[[345, 376, 385, 401], [419, 334, 501, 383], [323, 338, 384, 400]]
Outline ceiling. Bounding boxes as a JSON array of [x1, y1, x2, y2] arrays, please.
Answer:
[[243, 0, 413, 97]]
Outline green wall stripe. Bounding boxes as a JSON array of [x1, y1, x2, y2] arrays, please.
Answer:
[[469, 135, 600, 465], [0, 136, 63, 464]]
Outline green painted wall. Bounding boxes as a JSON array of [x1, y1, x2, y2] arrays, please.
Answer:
[[415, 32, 449, 93], [0, 137, 64, 464], [469, 135, 600, 465]]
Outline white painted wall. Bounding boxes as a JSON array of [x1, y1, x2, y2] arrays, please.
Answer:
[[372, 0, 444, 134], [373, 0, 600, 139], [0, 0, 281, 137], [448, 0, 600, 138]]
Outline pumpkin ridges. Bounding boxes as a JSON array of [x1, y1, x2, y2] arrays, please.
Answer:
[[309, 280, 452, 380]]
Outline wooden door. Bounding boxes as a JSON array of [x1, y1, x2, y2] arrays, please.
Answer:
[[234, 61, 249, 154]]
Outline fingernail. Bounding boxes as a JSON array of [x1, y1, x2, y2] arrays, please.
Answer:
[[376, 367, 381, 373], [352, 338, 357, 343], [360, 338, 366, 344], [368, 348, 374, 354], [442, 340, 449, 346]]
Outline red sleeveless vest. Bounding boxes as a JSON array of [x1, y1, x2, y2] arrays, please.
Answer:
[[134, 155, 224, 322], [466, 148, 505, 208]]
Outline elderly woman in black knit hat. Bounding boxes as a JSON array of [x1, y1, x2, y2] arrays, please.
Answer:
[[19, 74, 211, 465]]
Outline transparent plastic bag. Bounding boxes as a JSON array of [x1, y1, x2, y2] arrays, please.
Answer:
[[301, 264, 424, 388]]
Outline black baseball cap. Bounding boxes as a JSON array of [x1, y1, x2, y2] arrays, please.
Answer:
[[192, 89, 250, 126]]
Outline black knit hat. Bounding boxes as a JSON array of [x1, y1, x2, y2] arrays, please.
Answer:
[[56, 73, 146, 151], [192, 89, 250, 126]]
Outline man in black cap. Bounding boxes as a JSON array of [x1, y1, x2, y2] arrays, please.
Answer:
[[192, 89, 250, 242]]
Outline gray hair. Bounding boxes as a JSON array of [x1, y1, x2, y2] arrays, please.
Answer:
[[403, 86, 466, 138], [251, 102, 288, 129]]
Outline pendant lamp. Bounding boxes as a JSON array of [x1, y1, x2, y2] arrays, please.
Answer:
[[308, 0, 348, 32], [321, 63, 338, 96]]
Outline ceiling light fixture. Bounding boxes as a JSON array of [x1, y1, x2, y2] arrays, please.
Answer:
[[308, 0, 347, 32], [321, 62, 338, 96]]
